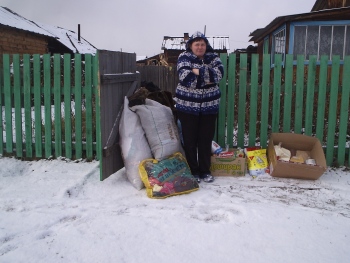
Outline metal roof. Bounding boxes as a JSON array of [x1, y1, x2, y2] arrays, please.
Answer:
[[0, 7, 96, 54], [162, 35, 230, 51]]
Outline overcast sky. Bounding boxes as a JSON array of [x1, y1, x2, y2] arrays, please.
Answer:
[[2, 0, 316, 56]]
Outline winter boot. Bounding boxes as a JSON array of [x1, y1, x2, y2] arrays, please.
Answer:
[[193, 175, 201, 183], [202, 174, 214, 183]]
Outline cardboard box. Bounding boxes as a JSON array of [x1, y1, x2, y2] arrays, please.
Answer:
[[267, 133, 327, 180], [210, 149, 246, 176]]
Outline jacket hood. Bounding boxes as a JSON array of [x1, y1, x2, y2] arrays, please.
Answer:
[[185, 31, 214, 52]]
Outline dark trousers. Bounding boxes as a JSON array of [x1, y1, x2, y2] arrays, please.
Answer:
[[177, 111, 217, 176]]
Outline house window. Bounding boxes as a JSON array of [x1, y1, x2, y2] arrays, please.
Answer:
[[292, 23, 350, 61], [272, 27, 286, 64]]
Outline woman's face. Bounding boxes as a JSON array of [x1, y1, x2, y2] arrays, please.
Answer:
[[190, 39, 206, 58]]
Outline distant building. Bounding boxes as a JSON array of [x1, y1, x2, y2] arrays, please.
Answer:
[[136, 54, 168, 66], [161, 33, 230, 65]]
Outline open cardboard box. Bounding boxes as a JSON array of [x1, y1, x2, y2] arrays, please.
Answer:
[[210, 149, 246, 176], [267, 133, 327, 180]]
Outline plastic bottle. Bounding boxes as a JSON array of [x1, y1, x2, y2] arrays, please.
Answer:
[[211, 141, 223, 155]]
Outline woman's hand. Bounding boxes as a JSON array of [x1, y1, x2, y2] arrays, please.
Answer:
[[192, 69, 199, 75]]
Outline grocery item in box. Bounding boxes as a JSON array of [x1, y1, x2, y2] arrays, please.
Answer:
[[274, 143, 291, 161], [216, 149, 244, 158], [210, 148, 246, 176], [246, 148, 269, 176], [216, 151, 234, 158], [296, 150, 311, 162], [290, 156, 304, 163], [211, 141, 223, 154]]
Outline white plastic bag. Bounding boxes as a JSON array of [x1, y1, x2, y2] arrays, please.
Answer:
[[274, 143, 291, 162], [119, 97, 152, 190]]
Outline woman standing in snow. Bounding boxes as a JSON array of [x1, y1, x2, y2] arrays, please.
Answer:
[[174, 31, 224, 183]]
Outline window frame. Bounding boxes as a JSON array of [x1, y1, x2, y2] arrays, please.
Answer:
[[289, 20, 350, 63], [271, 26, 286, 66]]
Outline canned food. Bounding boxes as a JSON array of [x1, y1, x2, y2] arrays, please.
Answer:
[[305, 159, 316, 165]]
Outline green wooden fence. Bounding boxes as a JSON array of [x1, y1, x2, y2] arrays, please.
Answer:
[[1, 53, 349, 167], [216, 53, 350, 167], [0, 53, 100, 161]]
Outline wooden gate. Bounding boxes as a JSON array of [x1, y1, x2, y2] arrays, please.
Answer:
[[136, 65, 178, 94], [98, 50, 140, 180]]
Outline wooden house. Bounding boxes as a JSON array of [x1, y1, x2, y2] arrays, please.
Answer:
[[249, 0, 350, 65], [161, 33, 230, 65], [312, 0, 350, 10], [0, 6, 96, 64]]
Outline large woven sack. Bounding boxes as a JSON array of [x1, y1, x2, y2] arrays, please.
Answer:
[[119, 97, 152, 190], [130, 99, 183, 161]]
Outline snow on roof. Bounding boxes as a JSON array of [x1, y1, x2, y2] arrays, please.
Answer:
[[37, 22, 97, 55], [137, 55, 147, 61], [0, 7, 96, 54], [162, 35, 230, 51]]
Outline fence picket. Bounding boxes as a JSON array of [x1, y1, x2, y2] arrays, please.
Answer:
[[294, 55, 305, 134], [3, 54, 13, 153], [304, 55, 317, 136], [33, 54, 42, 157], [85, 54, 93, 160], [54, 54, 62, 157], [315, 55, 328, 142], [282, 54, 293, 132], [226, 53, 236, 147], [43, 54, 52, 158], [272, 54, 282, 133], [248, 54, 258, 146], [326, 56, 340, 165], [13, 54, 22, 156], [337, 56, 350, 166], [93, 53, 101, 162], [237, 54, 247, 147], [260, 54, 270, 148], [64, 54, 72, 159], [74, 54, 83, 159], [23, 54, 32, 157]]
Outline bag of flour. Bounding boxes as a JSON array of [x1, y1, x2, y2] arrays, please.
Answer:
[[119, 97, 152, 190]]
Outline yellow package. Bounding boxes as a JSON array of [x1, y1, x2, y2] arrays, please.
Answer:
[[246, 149, 269, 176], [139, 152, 199, 199]]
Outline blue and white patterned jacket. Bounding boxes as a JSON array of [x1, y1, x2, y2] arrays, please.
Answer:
[[174, 32, 224, 115]]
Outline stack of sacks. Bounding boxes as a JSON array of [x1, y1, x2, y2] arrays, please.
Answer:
[[119, 97, 184, 190]]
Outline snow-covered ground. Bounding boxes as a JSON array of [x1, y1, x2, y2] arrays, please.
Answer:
[[0, 157, 349, 263]]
